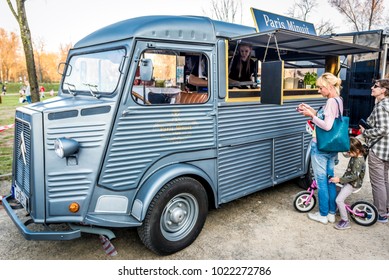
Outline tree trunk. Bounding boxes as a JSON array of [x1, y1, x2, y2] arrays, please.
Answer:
[[7, 0, 39, 103]]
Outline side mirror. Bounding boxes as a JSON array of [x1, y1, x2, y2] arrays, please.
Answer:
[[140, 59, 153, 81], [57, 62, 72, 76]]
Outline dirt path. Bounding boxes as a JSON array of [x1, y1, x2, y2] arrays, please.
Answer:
[[0, 154, 388, 260]]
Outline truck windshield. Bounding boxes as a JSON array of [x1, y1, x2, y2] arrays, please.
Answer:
[[62, 49, 125, 95]]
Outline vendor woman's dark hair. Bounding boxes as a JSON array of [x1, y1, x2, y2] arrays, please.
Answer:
[[230, 43, 253, 79]]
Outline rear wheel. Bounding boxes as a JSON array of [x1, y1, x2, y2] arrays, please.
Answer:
[[293, 191, 316, 212], [350, 201, 378, 226], [137, 176, 208, 255], [297, 161, 314, 189]]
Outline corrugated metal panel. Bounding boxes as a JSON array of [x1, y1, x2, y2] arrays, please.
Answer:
[[45, 123, 107, 200], [46, 123, 107, 150], [218, 140, 272, 203], [218, 102, 310, 144], [100, 106, 215, 190], [217, 100, 322, 203], [274, 134, 304, 180], [47, 170, 92, 199]]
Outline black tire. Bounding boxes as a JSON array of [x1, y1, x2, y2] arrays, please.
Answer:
[[350, 201, 378, 226], [293, 191, 316, 212], [297, 161, 314, 189], [137, 176, 208, 255]]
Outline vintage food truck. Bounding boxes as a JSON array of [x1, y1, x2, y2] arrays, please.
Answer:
[[3, 12, 378, 255]]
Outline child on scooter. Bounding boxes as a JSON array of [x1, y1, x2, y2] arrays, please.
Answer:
[[329, 137, 367, 230]]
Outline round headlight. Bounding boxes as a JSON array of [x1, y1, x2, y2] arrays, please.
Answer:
[[54, 138, 79, 158], [54, 139, 65, 158]]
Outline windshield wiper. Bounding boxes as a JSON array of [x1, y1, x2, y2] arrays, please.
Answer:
[[83, 83, 101, 99], [64, 82, 77, 96]]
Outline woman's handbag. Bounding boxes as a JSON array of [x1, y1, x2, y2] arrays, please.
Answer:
[[316, 99, 350, 152]]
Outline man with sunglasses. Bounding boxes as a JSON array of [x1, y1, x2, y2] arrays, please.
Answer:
[[360, 79, 389, 223]]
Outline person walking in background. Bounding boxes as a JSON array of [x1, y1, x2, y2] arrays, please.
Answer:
[[39, 85, 45, 98], [2, 84, 6, 95], [18, 87, 26, 103], [329, 137, 367, 230], [360, 79, 389, 223], [25, 80, 31, 104], [297, 72, 344, 224]]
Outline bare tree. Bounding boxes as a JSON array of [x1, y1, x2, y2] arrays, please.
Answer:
[[287, 0, 317, 21], [287, 0, 335, 35], [315, 19, 336, 35], [329, 0, 385, 31], [203, 0, 242, 23], [59, 43, 72, 64], [6, 0, 39, 103]]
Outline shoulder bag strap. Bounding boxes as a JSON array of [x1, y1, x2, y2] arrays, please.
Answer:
[[368, 135, 385, 149], [333, 97, 343, 120]]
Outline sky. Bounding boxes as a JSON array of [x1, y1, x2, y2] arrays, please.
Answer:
[[0, 0, 388, 52]]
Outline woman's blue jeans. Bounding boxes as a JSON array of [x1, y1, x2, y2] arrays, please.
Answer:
[[310, 141, 337, 216]]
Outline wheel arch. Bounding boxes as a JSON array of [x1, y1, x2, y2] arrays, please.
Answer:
[[297, 141, 313, 189], [131, 163, 216, 222], [303, 141, 312, 174]]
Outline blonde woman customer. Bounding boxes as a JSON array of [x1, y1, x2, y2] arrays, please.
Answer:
[[297, 72, 344, 224]]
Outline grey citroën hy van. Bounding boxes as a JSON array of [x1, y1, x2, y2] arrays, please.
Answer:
[[3, 15, 377, 255]]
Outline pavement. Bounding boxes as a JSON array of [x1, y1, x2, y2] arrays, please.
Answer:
[[0, 153, 388, 260]]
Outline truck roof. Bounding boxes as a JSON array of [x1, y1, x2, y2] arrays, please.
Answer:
[[74, 15, 380, 58], [74, 15, 256, 48]]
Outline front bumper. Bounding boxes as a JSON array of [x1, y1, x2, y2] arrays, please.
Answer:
[[2, 194, 81, 241]]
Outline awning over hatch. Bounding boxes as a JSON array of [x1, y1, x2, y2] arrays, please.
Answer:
[[230, 29, 380, 58]]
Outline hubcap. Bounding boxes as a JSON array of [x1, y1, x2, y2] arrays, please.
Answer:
[[160, 193, 199, 241]]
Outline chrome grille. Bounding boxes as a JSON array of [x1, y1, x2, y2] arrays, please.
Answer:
[[14, 118, 32, 196]]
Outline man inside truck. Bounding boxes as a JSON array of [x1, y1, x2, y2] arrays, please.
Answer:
[[132, 50, 209, 105], [185, 54, 208, 91]]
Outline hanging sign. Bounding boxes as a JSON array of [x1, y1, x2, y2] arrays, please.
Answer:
[[251, 8, 316, 35]]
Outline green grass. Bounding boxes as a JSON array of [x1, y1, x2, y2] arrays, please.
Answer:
[[0, 93, 57, 177], [1, 82, 60, 94], [1, 95, 20, 126], [0, 95, 22, 177]]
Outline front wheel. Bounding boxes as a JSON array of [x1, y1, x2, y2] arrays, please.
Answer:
[[350, 201, 378, 226], [293, 191, 316, 212], [137, 176, 208, 255]]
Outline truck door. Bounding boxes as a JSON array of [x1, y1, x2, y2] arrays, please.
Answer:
[[99, 41, 217, 192]]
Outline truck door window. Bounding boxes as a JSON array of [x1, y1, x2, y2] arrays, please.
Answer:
[[62, 49, 125, 95], [131, 50, 209, 105]]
